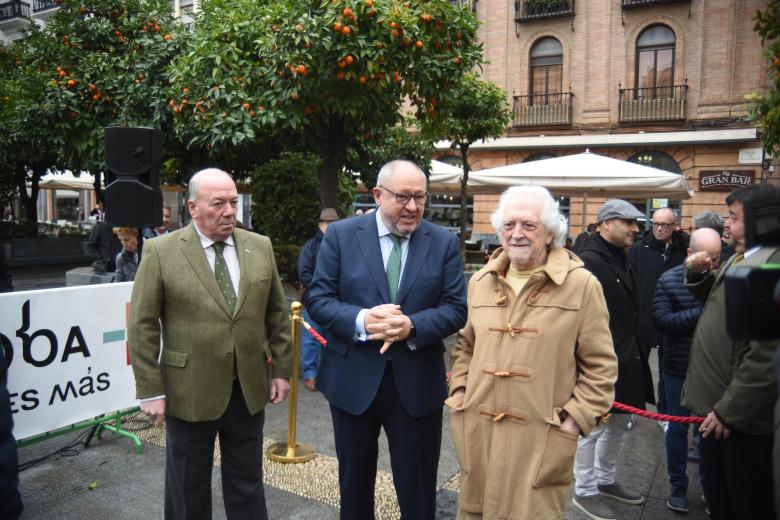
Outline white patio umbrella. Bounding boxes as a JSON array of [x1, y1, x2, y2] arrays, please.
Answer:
[[468, 151, 694, 199], [428, 159, 462, 191]]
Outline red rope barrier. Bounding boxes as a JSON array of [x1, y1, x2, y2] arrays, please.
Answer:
[[299, 323, 704, 425], [611, 401, 703, 424], [301, 319, 327, 346]]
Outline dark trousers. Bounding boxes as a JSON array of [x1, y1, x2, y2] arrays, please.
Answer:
[[699, 429, 775, 520], [164, 380, 268, 520], [663, 371, 690, 497], [330, 363, 442, 520]]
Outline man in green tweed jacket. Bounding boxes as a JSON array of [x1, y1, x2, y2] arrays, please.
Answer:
[[129, 168, 292, 520]]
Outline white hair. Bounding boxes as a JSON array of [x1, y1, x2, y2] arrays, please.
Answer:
[[188, 168, 233, 202], [490, 185, 568, 248], [376, 160, 427, 188]]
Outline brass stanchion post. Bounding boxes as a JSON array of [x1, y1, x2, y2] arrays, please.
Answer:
[[266, 301, 316, 463]]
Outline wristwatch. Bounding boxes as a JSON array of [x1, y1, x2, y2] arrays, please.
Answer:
[[407, 321, 418, 351]]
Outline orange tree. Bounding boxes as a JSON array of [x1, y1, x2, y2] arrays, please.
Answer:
[[0, 37, 67, 229], [421, 73, 511, 253], [168, 0, 481, 207], [31, 0, 185, 197], [748, 2, 780, 171]]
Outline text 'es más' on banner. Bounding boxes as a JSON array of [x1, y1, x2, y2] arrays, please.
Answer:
[[0, 283, 138, 440]]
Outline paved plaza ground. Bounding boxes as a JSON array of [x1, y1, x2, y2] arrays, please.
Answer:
[[11, 264, 709, 519]]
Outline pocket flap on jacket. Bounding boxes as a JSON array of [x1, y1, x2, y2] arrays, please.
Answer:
[[162, 349, 187, 368]]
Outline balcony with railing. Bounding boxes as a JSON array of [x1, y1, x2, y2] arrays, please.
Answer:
[[618, 84, 687, 123], [513, 92, 573, 127], [0, 0, 30, 24], [622, 0, 690, 8], [515, 0, 574, 21], [32, 0, 57, 12]]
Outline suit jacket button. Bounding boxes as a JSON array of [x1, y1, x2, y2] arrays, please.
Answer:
[[226, 352, 233, 358]]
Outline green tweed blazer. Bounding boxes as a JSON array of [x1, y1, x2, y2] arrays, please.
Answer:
[[129, 223, 292, 422]]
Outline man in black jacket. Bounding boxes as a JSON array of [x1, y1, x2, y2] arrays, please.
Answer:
[[629, 208, 689, 416], [652, 228, 721, 513], [297, 208, 340, 391], [573, 199, 653, 520]]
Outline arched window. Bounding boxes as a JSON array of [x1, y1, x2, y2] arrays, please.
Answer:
[[523, 153, 556, 162], [530, 37, 563, 105], [628, 151, 681, 174], [635, 24, 675, 98], [436, 154, 462, 167]]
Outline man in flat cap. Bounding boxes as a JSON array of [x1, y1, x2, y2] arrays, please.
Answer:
[[298, 208, 340, 391], [572, 199, 655, 520]]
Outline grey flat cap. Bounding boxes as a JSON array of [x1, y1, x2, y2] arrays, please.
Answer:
[[597, 199, 644, 223]]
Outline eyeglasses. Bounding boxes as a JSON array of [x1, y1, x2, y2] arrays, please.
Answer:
[[378, 186, 430, 207], [652, 222, 675, 229]]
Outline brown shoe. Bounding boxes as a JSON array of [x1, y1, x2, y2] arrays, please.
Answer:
[[304, 378, 317, 392]]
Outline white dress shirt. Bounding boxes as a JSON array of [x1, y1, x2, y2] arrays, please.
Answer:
[[354, 210, 411, 339]]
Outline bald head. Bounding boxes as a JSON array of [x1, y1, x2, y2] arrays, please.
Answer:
[[188, 168, 234, 202], [688, 228, 721, 266]]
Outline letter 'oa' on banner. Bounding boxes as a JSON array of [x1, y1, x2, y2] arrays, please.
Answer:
[[0, 283, 139, 440]]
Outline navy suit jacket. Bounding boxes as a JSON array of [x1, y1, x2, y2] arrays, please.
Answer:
[[307, 213, 467, 418]]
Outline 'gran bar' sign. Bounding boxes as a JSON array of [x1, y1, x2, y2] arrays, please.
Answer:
[[699, 170, 755, 191]]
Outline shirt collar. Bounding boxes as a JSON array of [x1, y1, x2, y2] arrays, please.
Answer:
[[193, 223, 235, 249]]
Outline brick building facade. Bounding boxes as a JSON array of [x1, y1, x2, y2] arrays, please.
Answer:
[[438, 0, 776, 236]]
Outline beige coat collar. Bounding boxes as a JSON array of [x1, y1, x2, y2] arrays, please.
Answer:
[[476, 247, 583, 286]]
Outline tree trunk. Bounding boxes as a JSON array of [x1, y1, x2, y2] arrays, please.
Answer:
[[459, 143, 470, 257], [314, 115, 348, 209]]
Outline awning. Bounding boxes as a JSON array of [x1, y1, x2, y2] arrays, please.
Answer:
[[435, 128, 759, 150], [468, 151, 694, 199]]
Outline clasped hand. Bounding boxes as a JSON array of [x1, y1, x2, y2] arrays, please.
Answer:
[[364, 304, 412, 354]]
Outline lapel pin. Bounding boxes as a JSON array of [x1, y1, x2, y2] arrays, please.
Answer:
[[244, 249, 250, 253]]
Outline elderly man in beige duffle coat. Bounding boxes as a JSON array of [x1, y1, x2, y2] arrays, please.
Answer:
[[447, 185, 618, 519]]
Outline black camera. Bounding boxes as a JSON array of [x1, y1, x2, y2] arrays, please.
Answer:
[[725, 189, 780, 341]]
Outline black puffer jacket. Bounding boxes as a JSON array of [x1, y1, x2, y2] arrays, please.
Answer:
[[628, 229, 689, 351], [651, 264, 703, 378]]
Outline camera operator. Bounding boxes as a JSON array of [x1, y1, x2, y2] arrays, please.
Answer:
[[681, 184, 780, 520]]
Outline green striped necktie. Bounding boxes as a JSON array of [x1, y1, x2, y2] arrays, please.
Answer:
[[212, 242, 236, 313], [386, 234, 404, 303]]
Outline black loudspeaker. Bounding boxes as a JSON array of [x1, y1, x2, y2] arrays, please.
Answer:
[[104, 127, 163, 228]]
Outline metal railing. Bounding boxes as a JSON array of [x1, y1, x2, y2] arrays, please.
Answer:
[[513, 92, 573, 127], [618, 84, 687, 122], [515, 0, 574, 21], [0, 0, 30, 21], [622, 0, 689, 7], [32, 0, 57, 11]]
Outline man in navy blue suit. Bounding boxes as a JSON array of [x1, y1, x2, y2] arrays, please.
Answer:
[[307, 159, 467, 519]]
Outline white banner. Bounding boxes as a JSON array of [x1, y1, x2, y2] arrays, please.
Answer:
[[0, 283, 139, 440]]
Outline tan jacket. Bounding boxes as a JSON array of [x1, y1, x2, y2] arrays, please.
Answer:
[[448, 247, 617, 519], [129, 224, 292, 422]]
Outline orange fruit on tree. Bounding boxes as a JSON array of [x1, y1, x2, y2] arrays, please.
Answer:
[[291, 92, 300, 100], [342, 26, 351, 36], [88, 83, 97, 91], [249, 110, 256, 117], [163, 34, 172, 41], [453, 57, 461, 65], [59, 70, 67, 77], [337, 71, 345, 79], [365, 0, 373, 6], [67, 79, 76, 87], [297, 64, 306, 74], [415, 40, 423, 48], [338, 60, 346, 68], [153, 25, 160, 33], [345, 55, 354, 65], [343, 7, 353, 17], [182, 87, 189, 95], [333, 22, 343, 32], [391, 29, 400, 37], [242, 102, 251, 110], [359, 75, 367, 85]]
